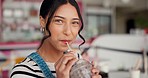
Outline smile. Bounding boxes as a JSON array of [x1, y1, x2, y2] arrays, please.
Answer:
[[60, 40, 71, 44]]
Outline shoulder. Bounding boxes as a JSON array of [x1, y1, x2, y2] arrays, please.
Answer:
[[10, 58, 44, 78]]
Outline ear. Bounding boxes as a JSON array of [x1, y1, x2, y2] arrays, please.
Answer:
[[39, 16, 49, 36], [39, 16, 46, 28]]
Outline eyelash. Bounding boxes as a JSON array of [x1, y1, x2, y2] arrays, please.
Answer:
[[54, 19, 63, 24], [53, 19, 80, 26], [72, 21, 79, 25]]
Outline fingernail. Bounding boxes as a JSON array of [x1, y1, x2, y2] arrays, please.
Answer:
[[91, 61, 97, 68]]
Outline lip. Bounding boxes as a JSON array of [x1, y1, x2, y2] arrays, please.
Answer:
[[60, 40, 71, 44]]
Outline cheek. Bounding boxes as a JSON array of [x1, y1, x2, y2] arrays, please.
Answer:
[[72, 27, 79, 35], [72, 29, 79, 39], [49, 26, 63, 36]]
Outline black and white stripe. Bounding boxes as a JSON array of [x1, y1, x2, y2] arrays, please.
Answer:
[[10, 58, 56, 78]]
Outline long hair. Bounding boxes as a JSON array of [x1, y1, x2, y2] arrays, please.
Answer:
[[38, 0, 85, 49]]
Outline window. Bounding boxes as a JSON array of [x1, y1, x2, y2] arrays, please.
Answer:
[[85, 14, 111, 39]]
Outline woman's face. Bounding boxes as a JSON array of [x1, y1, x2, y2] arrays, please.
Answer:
[[48, 3, 81, 52]]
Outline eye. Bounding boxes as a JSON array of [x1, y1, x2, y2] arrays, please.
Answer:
[[72, 21, 79, 24], [54, 19, 63, 25], [72, 21, 80, 27]]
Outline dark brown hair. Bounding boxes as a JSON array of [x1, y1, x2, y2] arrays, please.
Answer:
[[38, 0, 85, 49]]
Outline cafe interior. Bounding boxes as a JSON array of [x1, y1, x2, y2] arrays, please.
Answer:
[[0, 0, 148, 78]]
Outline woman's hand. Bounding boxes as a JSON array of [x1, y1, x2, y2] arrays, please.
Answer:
[[91, 61, 102, 78], [55, 51, 78, 78]]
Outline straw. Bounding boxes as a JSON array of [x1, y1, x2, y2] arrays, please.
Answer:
[[66, 42, 72, 52], [134, 58, 142, 70]]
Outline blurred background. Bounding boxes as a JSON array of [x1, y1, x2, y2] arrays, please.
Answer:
[[0, 0, 148, 78]]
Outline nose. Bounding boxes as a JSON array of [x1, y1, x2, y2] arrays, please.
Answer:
[[63, 23, 72, 36]]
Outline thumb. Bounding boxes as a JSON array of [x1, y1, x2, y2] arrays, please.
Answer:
[[91, 61, 97, 68]]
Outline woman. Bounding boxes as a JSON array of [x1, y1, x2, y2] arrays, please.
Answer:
[[10, 0, 101, 78]]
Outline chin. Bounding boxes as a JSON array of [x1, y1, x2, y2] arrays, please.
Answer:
[[57, 47, 67, 52], [61, 49, 67, 52]]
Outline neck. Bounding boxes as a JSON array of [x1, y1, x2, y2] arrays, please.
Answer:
[[37, 38, 63, 63]]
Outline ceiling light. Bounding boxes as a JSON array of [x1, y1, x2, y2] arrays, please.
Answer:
[[122, 0, 130, 4]]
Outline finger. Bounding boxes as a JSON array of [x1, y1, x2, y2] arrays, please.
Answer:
[[55, 53, 76, 70], [61, 52, 76, 62], [58, 56, 75, 72], [91, 61, 97, 68], [55, 52, 75, 66], [55, 55, 75, 70], [55, 55, 63, 66], [91, 68, 100, 75], [92, 75, 102, 78], [65, 57, 78, 72]]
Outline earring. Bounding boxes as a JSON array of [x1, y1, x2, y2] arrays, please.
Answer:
[[40, 27, 45, 34]]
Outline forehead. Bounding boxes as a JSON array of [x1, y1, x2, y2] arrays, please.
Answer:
[[54, 3, 79, 18]]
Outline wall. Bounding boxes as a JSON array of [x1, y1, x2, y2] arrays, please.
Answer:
[[115, 10, 127, 33], [3, 1, 40, 24]]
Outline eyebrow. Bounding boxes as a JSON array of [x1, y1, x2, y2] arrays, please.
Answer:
[[54, 16, 65, 19], [72, 18, 80, 21], [53, 15, 80, 21]]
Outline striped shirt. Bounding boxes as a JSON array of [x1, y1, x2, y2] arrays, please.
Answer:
[[10, 58, 56, 78]]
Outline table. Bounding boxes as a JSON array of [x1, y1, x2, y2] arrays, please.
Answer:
[[109, 71, 148, 78]]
